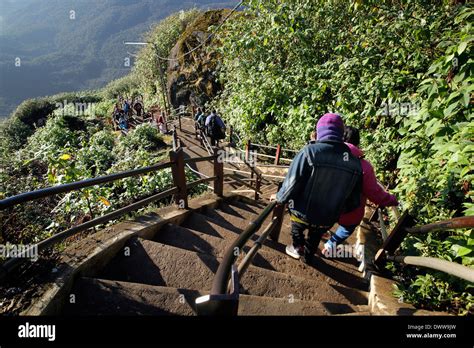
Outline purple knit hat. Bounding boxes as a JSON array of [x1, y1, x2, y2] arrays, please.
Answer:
[[316, 113, 344, 142]]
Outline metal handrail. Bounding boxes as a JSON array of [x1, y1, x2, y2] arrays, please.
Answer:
[[210, 201, 277, 295], [0, 161, 173, 210], [235, 217, 278, 281], [186, 176, 217, 189], [0, 186, 179, 278], [405, 216, 474, 234], [387, 255, 474, 283], [374, 212, 474, 284], [184, 155, 216, 164]]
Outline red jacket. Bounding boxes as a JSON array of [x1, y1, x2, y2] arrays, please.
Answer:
[[339, 143, 398, 226]]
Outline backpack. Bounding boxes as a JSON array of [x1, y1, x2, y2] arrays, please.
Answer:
[[340, 169, 363, 214], [198, 115, 206, 128], [208, 115, 225, 139]]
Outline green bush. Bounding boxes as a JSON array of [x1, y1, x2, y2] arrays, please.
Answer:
[[118, 123, 166, 152], [212, 0, 473, 313]]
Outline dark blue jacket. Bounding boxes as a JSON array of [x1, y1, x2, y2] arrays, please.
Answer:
[[276, 140, 362, 226]]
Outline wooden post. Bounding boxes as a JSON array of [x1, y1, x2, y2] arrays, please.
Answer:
[[172, 126, 179, 151], [275, 144, 281, 165], [229, 126, 234, 146], [270, 203, 285, 242], [214, 148, 224, 197], [170, 148, 188, 209], [245, 140, 251, 162], [254, 174, 261, 200], [374, 211, 415, 267]]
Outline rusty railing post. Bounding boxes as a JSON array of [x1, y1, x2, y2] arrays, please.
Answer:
[[254, 174, 261, 200], [170, 148, 188, 209], [374, 211, 415, 267], [275, 144, 281, 165], [270, 203, 285, 242], [214, 148, 224, 197], [172, 127, 178, 151], [245, 140, 251, 162]]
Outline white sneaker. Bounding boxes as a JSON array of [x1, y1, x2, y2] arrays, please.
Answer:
[[285, 244, 304, 259]]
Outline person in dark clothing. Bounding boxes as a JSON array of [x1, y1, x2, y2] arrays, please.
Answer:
[[275, 113, 363, 264], [134, 102, 143, 117], [205, 109, 226, 146], [194, 107, 203, 121]]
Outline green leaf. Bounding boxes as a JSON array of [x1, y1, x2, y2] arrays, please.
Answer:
[[457, 41, 468, 55]]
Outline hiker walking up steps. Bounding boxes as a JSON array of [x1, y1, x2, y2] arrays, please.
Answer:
[[205, 109, 226, 147], [275, 113, 363, 264]]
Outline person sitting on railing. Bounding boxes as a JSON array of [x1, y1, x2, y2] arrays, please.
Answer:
[[205, 109, 226, 146], [275, 113, 363, 264], [123, 99, 131, 117], [322, 126, 399, 257], [118, 113, 128, 134]]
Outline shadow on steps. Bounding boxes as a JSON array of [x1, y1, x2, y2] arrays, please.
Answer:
[[308, 258, 368, 292]]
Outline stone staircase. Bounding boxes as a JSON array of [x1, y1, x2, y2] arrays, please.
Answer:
[[59, 118, 371, 316], [63, 198, 370, 316]]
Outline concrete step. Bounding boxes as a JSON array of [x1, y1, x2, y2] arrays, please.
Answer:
[[65, 277, 328, 315], [202, 209, 253, 232], [153, 223, 228, 256], [99, 238, 365, 314], [217, 201, 262, 220], [181, 212, 241, 240], [154, 221, 367, 299]]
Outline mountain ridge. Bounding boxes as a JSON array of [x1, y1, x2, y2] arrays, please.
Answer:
[[0, 0, 235, 118]]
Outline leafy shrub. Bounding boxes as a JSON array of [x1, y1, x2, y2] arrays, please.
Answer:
[[2, 99, 57, 149], [212, 0, 473, 313], [101, 74, 141, 100], [118, 123, 166, 152]]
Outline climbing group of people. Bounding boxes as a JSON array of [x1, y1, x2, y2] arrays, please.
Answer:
[[112, 96, 146, 133], [274, 113, 398, 264], [194, 107, 226, 147]]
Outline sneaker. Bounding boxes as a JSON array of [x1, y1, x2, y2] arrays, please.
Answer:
[[285, 244, 304, 259]]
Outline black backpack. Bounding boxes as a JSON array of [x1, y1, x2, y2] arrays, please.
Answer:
[[341, 170, 363, 214], [208, 115, 225, 139]]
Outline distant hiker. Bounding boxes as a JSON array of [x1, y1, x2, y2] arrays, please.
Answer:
[[123, 100, 130, 116], [118, 113, 128, 133], [158, 113, 167, 134], [205, 109, 226, 146], [133, 101, 143, 117], [197, 110, 207, 131], [322, 126, 399, 257], [275, 113, 363, 264], [194, 107, 203, 121], [113, 103, 121, 115]]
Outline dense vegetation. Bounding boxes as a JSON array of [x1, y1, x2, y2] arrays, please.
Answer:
[[0, 8, 207, 253], [211, 0, 473, 314]]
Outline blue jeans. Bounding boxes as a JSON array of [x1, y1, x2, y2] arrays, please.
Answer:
[[327, 224, 358, 246]]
